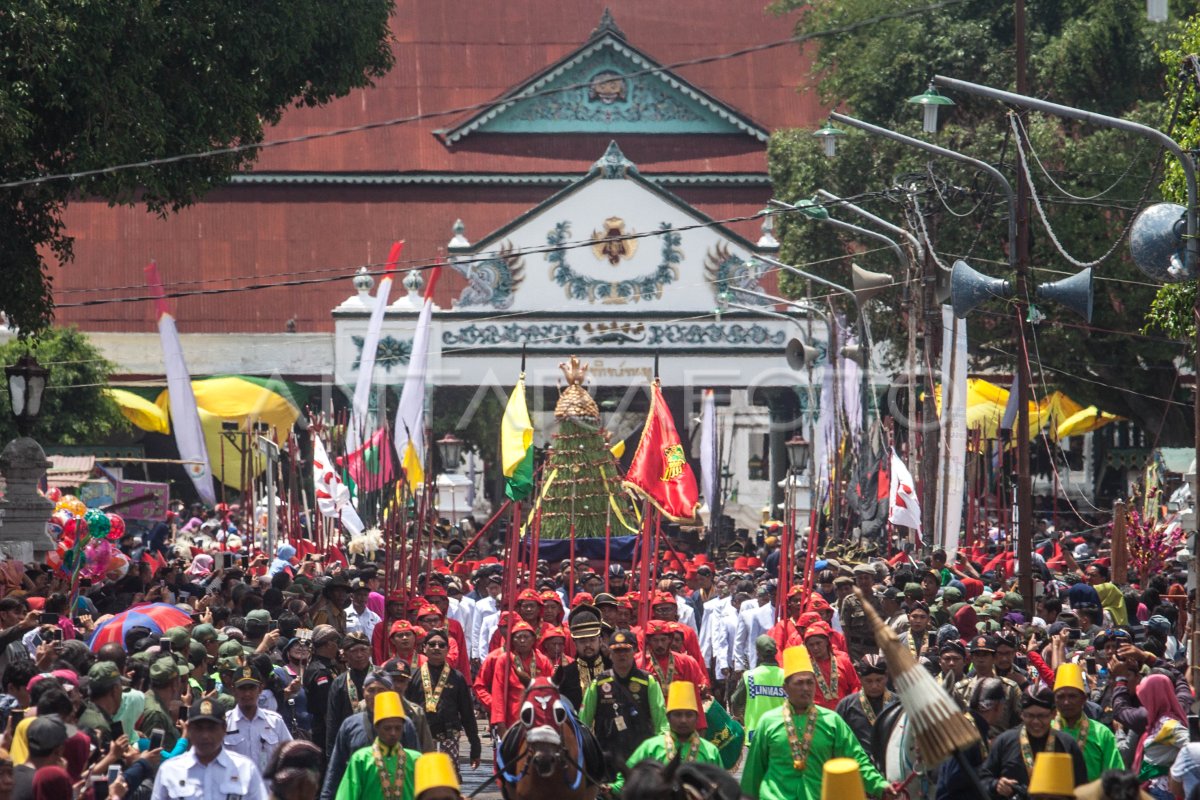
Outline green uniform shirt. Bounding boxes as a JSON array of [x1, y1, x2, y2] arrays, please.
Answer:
[[578, 672, 669, 735], [335, 742, 421, 800], [611, 731, 723, 794], [138, 693, 179, 751], [78, 701, 113, 739], [742, 664, 786, 738], [1056, 716, 1124, 781], [740, 703, 888, 800]]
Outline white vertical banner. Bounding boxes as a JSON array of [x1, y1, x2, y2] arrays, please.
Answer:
[[312, 433, 364, 535], [841, 332, 862, 442], [347, 241, 403, 453], [145, 262, 216, 506], [888, 447, 923, 539], [936, 305, 968, 561], [699, 389, 718, 514], [394, 266, 440, 489]]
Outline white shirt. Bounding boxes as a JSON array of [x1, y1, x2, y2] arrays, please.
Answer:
[[449, 595, 476, 644], [224, 705, 293, 774], [477, 610, 501, 658], [344, 604, 381, 641], [151, 747, 266, 800], [735, 601, 775, 670], [676, 598, 697, 633], [733, 599, 759, 671], [699, 596, 734, 673], [471, 596, 499, 659]]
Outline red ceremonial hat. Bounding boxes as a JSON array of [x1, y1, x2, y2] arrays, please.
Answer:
[[539, 590, 560, 605], [666, 621, 684, 635], [424, 585, 448, 599], [626, 590, 642, 603], [389, 620, 417, 636], [432, 559, 448, 573], [746, 557, 762, 568], [453, 562, 471, 577], [788, 584, 805, 597], [481, 557, 500, 566], [797, 611, 821, 628], [733, 557, 749, 570], [387, 590, 405, 603], [618, 597, 633, 610], [645, 619, 671, 636], [693, 555, 708, 565], [652, 591, 676, 607], [517, 588, 543, 605], [804, 621, 832, 641], [806, 593, 831, 612], [685, 569, 698, 579], [510, 620, 535, 636], [571, 592, 595, 608], [416, 604, 441, 620], [540, 625, 566, 643]]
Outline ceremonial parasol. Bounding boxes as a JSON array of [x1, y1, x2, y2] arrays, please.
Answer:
[[86, 603, 194, 652]]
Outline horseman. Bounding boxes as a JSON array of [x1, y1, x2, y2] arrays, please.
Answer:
[[637, 620, 708, 730], [740, 646, 889, 800], [803, 622, 859, 710], [609, 681, 723, 795], [554, 606, 609, 712], [474, 620, 553, 741], [834, 655, 896, 765], [579, 629, 667, 783]]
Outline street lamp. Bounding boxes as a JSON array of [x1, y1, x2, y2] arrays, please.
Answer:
[[435, 433, 464, 473], [908, 82, 955, 133], [813, 120, 846, 158], [786, 435, 811, 475], [5, 355, 47, 437]]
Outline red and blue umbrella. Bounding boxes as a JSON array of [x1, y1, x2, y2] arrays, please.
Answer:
[[86, 603, 194, 652]]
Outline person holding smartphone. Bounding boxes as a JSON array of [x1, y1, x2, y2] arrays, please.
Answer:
[[138, 658, 186, 752], [78, 662, 126, 741]]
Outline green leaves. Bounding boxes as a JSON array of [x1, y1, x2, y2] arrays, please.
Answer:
[[0, 0, 394, 333]]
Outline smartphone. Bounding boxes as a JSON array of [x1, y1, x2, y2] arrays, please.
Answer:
[[267, 621, 278, 632], [178, 705, 188, 722], [106, 765, 120, 784], [91, 775, 109, 800], [148, 728, 164, 750], [39, 612, 57, 626], [1068, 628, 1081, 643], [47, 629, 62, 642], [204, 677, 216, 693], [222, 553, 235, 570], [159, 637, 172, 651], [1086, 657, 1097, 675], [10, 709, 24, 726], [111, 720, 123, 739]]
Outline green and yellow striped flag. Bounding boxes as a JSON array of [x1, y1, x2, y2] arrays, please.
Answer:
[[502, 375, 534, 501]]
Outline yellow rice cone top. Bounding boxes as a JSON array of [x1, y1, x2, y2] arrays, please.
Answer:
[[666, 681, 699, 713], [414, 752, 460, 798], [821, 758, 865, 800], [782, 645, 815, 679], [1053, 663, 1085, 695], [374, 691, 406, 723], [1029, 752, 1076, 798]]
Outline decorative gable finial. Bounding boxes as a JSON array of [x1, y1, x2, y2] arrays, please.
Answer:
[[448, 219, 470, 248], [590, 140, 638, 180], [591, 7, 625, 40]]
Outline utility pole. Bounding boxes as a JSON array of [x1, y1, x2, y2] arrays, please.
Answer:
[[1013, 0, 1036, 613], [921, 210, 943, 541]]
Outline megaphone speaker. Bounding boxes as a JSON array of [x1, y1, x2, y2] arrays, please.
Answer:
[[852, 263, 892, 303], [1129, 202, 1191, 282], [840, 343, 866, 367], [951, 259, 1012, 319], [935, 265, 952, 304], [785, 337, 821, 371], [1036, 268, 1093, 323]]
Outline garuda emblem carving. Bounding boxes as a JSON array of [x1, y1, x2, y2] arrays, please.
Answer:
[[592, 216, 637, 266]]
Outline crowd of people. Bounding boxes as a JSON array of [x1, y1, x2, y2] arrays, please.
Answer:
[[0, 506, 1194, 800]]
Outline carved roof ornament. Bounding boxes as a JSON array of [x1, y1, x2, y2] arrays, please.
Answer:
[[402, 268, 425, 298], [555, 355, 600, 420], [591, 140, 638, 180], [449, 219, 470, 249], [353, 266, 374, 296], [590, 8, 625, 41]]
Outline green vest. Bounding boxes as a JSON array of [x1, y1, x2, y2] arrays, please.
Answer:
[[743, 663, 786, 736]]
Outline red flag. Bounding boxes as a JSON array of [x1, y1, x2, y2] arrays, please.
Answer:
[[327, 545, 349, 569], [623, 381, 700, 523], [345, 427, 396, 489], [293, 538, 316, 562]]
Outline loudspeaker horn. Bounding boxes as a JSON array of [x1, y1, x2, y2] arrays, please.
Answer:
[[935, 265, 952, 303], [840, 344, 866, 366], [1129, 202, 1191, 283], [852, 263, 892, 303], [785, 337, 821, 371], [950, 259, 1012, 319], [1036, 267, 1093, 323]]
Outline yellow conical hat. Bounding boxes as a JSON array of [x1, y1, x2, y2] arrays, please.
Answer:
[[1029, 752, 1075, 798], [821, 758, 865, 800], [414, 752, 460, 798], [1053, 663, 1085, 695], [782, 645, 814, 678], [374, 691, 406, 723], [666, 681, 699, 713]]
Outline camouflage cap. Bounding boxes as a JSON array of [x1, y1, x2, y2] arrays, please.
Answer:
[[191, 624, 228, 645], [218, 639, 245, 659], [149, 656, 188, 686]]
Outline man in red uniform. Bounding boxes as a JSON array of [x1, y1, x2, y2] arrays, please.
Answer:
[[637, 619, 708, 731], [422, 584, 472, 675], [415, 603, 471, 676], [649, 591, 705, 667], [386, 619, 426, 666], [372, 591, 408, 664], [768, 586, 808, 652], [804, 621, 859, 709], [473, 620, 553, 741]]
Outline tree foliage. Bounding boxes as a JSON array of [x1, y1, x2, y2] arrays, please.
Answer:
[[0, 327, 127, 444], [0, 0, 395, 334], [768, 0, 1199, 443]]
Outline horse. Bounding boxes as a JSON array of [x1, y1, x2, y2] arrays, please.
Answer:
[[874, 704, 934, 800], [497, 678, 605, 800], [621, 755, 745, 800]]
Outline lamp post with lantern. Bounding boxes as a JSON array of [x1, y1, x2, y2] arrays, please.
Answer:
[[0, 354, 54, 561], [435, 432, 469, 526]]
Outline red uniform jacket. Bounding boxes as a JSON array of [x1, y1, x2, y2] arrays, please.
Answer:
[[473, 649, 554, 726], [812, 650, 860, 710], [636, 651, 709, 731]]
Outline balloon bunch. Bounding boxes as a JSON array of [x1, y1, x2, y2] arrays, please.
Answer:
[[45, 496, 128, 580]]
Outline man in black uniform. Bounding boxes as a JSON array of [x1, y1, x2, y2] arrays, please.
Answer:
[[980, 685, 1088, 798], [324, 630, 373, 754], [834, 654, 897, 767], [578, 629, 668, 783], [404, 628, 481, 771], [553, 605, 609, 712], [303, 623, 342, 759]]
